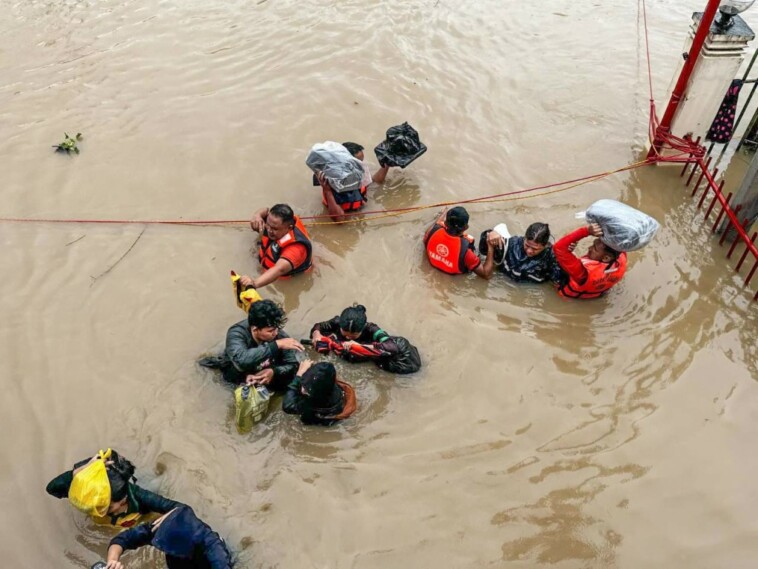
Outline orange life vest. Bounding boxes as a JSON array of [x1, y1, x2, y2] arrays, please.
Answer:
[[424, 224, 476, 275], [322, 186, 368, 211], [258, 216, 312, 275], [558, 253, 627, 299]]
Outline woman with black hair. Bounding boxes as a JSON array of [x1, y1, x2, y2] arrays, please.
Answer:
[[201, 299, 304, 390], [46, 450, 181, 529], [479, 222, 561, 283], [309, 305, 421, 374], [282, 360, 356, 426]]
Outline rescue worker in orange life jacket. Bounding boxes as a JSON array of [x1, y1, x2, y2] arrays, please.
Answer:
[[553, 223, 628, 299], [423, 206, 495, 278], [317, 141, 391, 223], [238, 203, 312, 291]]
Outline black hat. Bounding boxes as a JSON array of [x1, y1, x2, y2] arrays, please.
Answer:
[[446, 207, 469, 232]]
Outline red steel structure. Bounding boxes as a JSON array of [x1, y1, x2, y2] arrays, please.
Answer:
[[646, 0, 758, 299]]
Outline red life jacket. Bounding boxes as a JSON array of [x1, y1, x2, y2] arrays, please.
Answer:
[[321, 186, 368, 211], [558, 253, 627, 299], [258, 216, 312, 275], [424, 224, 476, 275]]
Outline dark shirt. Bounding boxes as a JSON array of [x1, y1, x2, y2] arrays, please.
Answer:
[[222, 320, 299, 390], [110, 506, 232, 569], [46, 458, 181, 526], [282, 376, 346, 426], [310, 317, 399, 355], [480, 233, 561, 283]]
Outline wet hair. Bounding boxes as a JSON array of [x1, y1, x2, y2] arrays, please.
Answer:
[[268, 204, 295, 226], [339, 304, 367, 333], [341, 142, 364, 157], [599, 241, 620, 262], [106, 451, 136, 502], [301, 362, 337, 405], [525, 222, 551, 246], [248, 299, 287, 329], [445, 207, 469, 234]]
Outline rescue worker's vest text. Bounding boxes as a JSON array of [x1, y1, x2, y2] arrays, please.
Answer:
[[424, 224, 476, 275]]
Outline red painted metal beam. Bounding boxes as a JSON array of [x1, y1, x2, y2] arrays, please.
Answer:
[[648, 0, 722, 157]]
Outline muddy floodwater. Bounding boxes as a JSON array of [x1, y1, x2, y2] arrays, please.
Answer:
[[2, 1, 758, 567]]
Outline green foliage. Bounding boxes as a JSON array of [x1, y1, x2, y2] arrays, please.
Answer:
[[53, 132, 83, 155]]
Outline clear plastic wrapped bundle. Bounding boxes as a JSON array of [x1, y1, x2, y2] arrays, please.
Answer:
[[584, 199, 660, 252], [305, 141, 365, 193]]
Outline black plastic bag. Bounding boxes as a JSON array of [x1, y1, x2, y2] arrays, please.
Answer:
[[374, 122, 427, 168], [375, 336, 422, 374]]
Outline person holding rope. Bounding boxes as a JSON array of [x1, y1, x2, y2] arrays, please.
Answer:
[[238, 204, 312, 291], [423, 206, 494, 278], [478, 222, 561, 283], [553, 223, 627, 299]]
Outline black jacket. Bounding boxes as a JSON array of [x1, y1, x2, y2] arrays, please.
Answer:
[[282, 376, 346, 426], [221, 320, 299, 389], [479, 233, 561, 283], [110, 506, 232, 569], [310, 317, 399, 355]]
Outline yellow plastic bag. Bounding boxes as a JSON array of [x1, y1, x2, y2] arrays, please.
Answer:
[[68, 449, 112, 517], [234, 385, 270, 433], [231, 271, 262, 313]]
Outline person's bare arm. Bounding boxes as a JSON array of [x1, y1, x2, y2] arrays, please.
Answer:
[[474, 240, 495, 279], [250, 208, 269, 233], [478, 232, 503, 279], [372, 164, 391, 184], [249, 258, 293, 289]]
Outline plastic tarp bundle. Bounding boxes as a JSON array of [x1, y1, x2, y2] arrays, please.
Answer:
[[306, 141, 365, 193], [584, 199, 660, 252], [374, 122, 427, 168]]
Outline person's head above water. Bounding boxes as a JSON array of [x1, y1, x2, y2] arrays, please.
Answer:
[[523, 222, 551, 257], [587, 239, 620, 264], [248, 300, 287, 343], [105, 451, 136, 514], [300, 362, 337, 405], [339, 304, 367, 340], [445, 207, 469, 235], [342, 141, 365, 161], [266, 204, 296, 241]]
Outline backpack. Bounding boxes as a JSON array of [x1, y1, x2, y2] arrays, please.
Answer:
[[375, 336, 422, 374]]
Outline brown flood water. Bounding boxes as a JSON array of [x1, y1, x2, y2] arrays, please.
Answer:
[[1, 1, 757, 567]]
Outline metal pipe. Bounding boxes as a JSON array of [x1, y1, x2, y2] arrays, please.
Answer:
[[696, 156, 758, 270], [648, 0, 722, 158]]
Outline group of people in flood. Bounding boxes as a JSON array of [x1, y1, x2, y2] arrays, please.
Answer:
[[424, 206, 627, 297], [46, 137, 637, 569]]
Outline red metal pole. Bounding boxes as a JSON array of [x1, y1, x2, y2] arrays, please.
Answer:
[[648, 0, 722, 158]]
